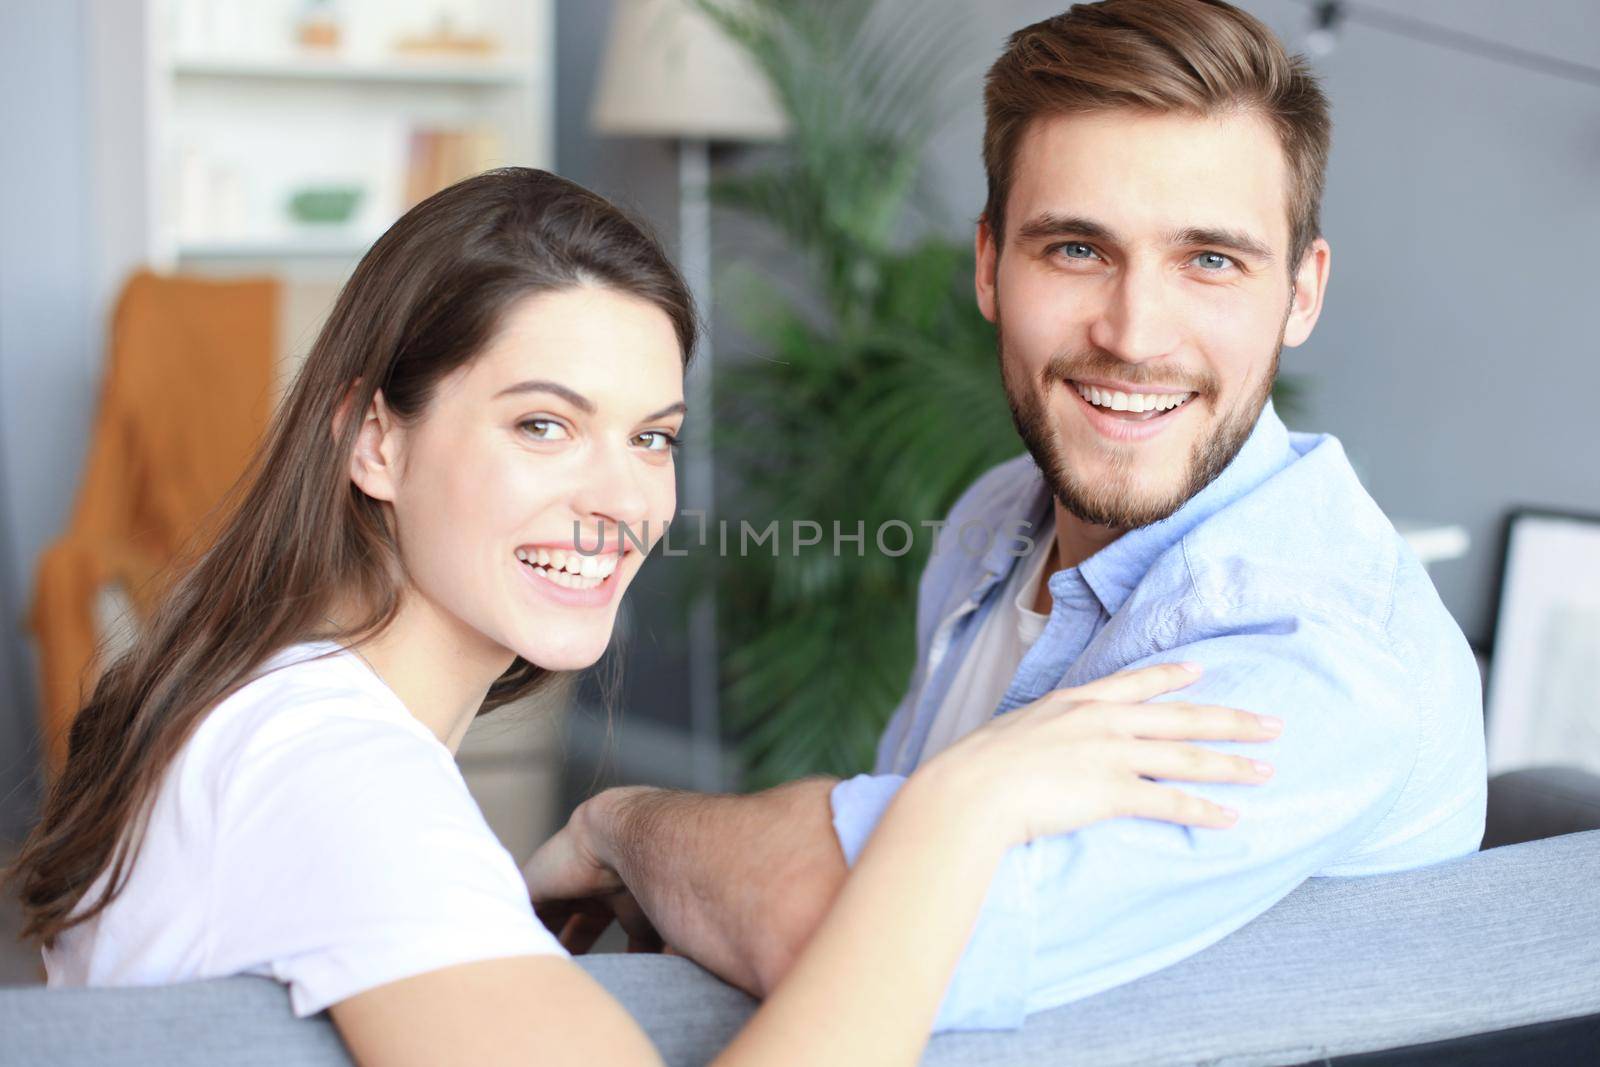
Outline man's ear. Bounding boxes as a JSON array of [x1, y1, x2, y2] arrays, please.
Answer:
[[345, 388, 402, 504], [974, 215, 1000, 324], [1282, 236, 1331, 348]]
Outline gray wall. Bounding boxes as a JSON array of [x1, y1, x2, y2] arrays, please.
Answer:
[[0, 0, 95, 842], [1250, 0, 1600, 646]]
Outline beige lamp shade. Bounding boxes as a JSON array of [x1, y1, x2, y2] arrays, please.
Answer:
[[591, 0, 790, 142]]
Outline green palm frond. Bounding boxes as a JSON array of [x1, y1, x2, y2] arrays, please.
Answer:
[[696, 0, 974, 310], [693, 0, 1010, 787]]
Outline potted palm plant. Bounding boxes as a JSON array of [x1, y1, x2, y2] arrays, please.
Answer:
[[692, 0, 1011, 786]]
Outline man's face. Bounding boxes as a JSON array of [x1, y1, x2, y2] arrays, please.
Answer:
[[976, 109, 1329, 530]]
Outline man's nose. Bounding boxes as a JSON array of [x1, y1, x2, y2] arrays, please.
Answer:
[[1086, 261, 1181, 365]]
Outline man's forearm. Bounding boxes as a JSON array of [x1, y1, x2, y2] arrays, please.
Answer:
[[581, 777, 849, 995]]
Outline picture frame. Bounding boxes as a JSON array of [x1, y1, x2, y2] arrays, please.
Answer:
[[1484, 508, 1600, 777]]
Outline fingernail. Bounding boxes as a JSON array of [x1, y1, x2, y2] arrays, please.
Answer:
[[1252, 760, 1275, 778], [1180, 661, 1203, 673], [1258, 715, 1284, 732], [1218, 806, 1240, 821]]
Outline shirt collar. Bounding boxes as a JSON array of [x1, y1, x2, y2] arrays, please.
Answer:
[[973, 469, 1055, 596], [1070, 397, 1295, 615]]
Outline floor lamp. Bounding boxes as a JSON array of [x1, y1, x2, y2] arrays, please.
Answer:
[[592, 0, 788, 791]]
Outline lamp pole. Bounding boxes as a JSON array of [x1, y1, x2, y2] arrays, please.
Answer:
[[677, 136, 721, 792]]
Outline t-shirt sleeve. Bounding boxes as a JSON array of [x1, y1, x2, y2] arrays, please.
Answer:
[[205, 704, 565, 1018]]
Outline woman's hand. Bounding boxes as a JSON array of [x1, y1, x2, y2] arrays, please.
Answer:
[[918, 662, 1282, 849]]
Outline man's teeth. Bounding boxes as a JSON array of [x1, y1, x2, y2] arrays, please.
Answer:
[[513, 546, 620, 588], [1073, 382, 1193, 413]]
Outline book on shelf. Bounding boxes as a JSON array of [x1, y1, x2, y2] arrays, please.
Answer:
[[404, 127, 504, 208]]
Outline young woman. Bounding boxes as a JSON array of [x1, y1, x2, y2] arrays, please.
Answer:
[[5, 169, 1280, 1066]]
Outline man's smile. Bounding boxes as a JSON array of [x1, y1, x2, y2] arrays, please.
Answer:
[[1062, 378, 1200, 442]]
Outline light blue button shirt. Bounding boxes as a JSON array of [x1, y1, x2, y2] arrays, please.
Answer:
[[830, 399, 1488, 1031]]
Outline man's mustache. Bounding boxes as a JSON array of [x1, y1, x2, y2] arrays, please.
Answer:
[[1040, 352, 1219, 398]]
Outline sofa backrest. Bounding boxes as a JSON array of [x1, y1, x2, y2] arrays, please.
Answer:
[[3, 830, 1598, 1067]]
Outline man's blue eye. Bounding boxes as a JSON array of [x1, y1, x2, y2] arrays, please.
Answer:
[[1194, 251, 1237, 271], [1058, 242, 1096, 259]]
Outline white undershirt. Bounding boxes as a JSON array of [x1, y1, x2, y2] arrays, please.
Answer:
[[43, 641, 564, 1018], [918, 519, 1057, 762]]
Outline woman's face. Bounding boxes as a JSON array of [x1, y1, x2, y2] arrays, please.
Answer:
[[362, 286, 685, 671]]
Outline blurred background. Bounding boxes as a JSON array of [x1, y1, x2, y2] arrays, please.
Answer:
[[1, 0, 1598, 980]]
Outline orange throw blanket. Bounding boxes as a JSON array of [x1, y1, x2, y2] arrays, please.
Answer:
[[29, 270, 279, 778]]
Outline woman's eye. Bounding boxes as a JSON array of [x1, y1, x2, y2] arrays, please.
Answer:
[[634, 430, 679, 453], [1193, 251, 1237, 272], [519, 418, 570, 441]]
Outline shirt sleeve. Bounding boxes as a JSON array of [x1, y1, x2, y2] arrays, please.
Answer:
[[207, 706, 565, 1018], [830, 605, 1423, 1031]]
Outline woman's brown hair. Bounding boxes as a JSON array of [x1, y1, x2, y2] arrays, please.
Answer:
[[982, 0, 1333, 273], [4, 167, 697, 949]]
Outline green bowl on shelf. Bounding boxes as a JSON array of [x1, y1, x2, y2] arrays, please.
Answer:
[[286, 186, 363, 225]]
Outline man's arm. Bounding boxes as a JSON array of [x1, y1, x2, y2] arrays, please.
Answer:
[[537, 776, 850, 996]]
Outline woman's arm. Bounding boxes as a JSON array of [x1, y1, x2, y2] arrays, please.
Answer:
[[709, 661, 1271, 1063], [330, 770, 995, 1067], [710, 761, 1008, 1065], [332, 664, 1276, 1066], [330, 955, 662, 1067]]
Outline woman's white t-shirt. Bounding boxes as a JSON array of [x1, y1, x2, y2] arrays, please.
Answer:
[[42, 641, 565, 1017]]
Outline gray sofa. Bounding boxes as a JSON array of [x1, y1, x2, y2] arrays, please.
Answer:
[[5, 767, 1599, 1067]]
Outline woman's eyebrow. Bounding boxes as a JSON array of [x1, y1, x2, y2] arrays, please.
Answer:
[[493, 380, 594, 412], [643, 401, 688, 422], [494, 381, 686, 423]]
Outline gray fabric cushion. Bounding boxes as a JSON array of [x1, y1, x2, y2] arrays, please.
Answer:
[[1484, 765, 1600, 848], [917, 828, 1600, 1066], [2, 830, 1596, 1067]]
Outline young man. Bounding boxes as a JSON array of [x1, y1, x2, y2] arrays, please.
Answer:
[[525, 0, 1487, 1030]]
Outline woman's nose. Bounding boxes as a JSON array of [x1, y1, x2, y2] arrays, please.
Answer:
[[570, 443, 654, 538]]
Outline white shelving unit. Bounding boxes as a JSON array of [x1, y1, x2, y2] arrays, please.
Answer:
[[170, 54, 534, 85], [89, 0, 554, 289]]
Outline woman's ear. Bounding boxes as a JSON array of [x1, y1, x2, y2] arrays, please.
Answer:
[[347, 389, 402, 503]]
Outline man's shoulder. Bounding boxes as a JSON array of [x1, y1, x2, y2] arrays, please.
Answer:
[[1173, 430, 1407, 631]]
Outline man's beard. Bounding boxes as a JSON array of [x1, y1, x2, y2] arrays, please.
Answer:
[[997, 316, 1284, 532]]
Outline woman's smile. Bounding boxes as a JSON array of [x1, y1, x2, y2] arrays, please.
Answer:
[[514, 543, 632, 608]]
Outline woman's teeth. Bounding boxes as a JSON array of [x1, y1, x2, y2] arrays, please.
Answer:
[[1073, 382, 1194, 416], [515, 546, 620, 590]]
